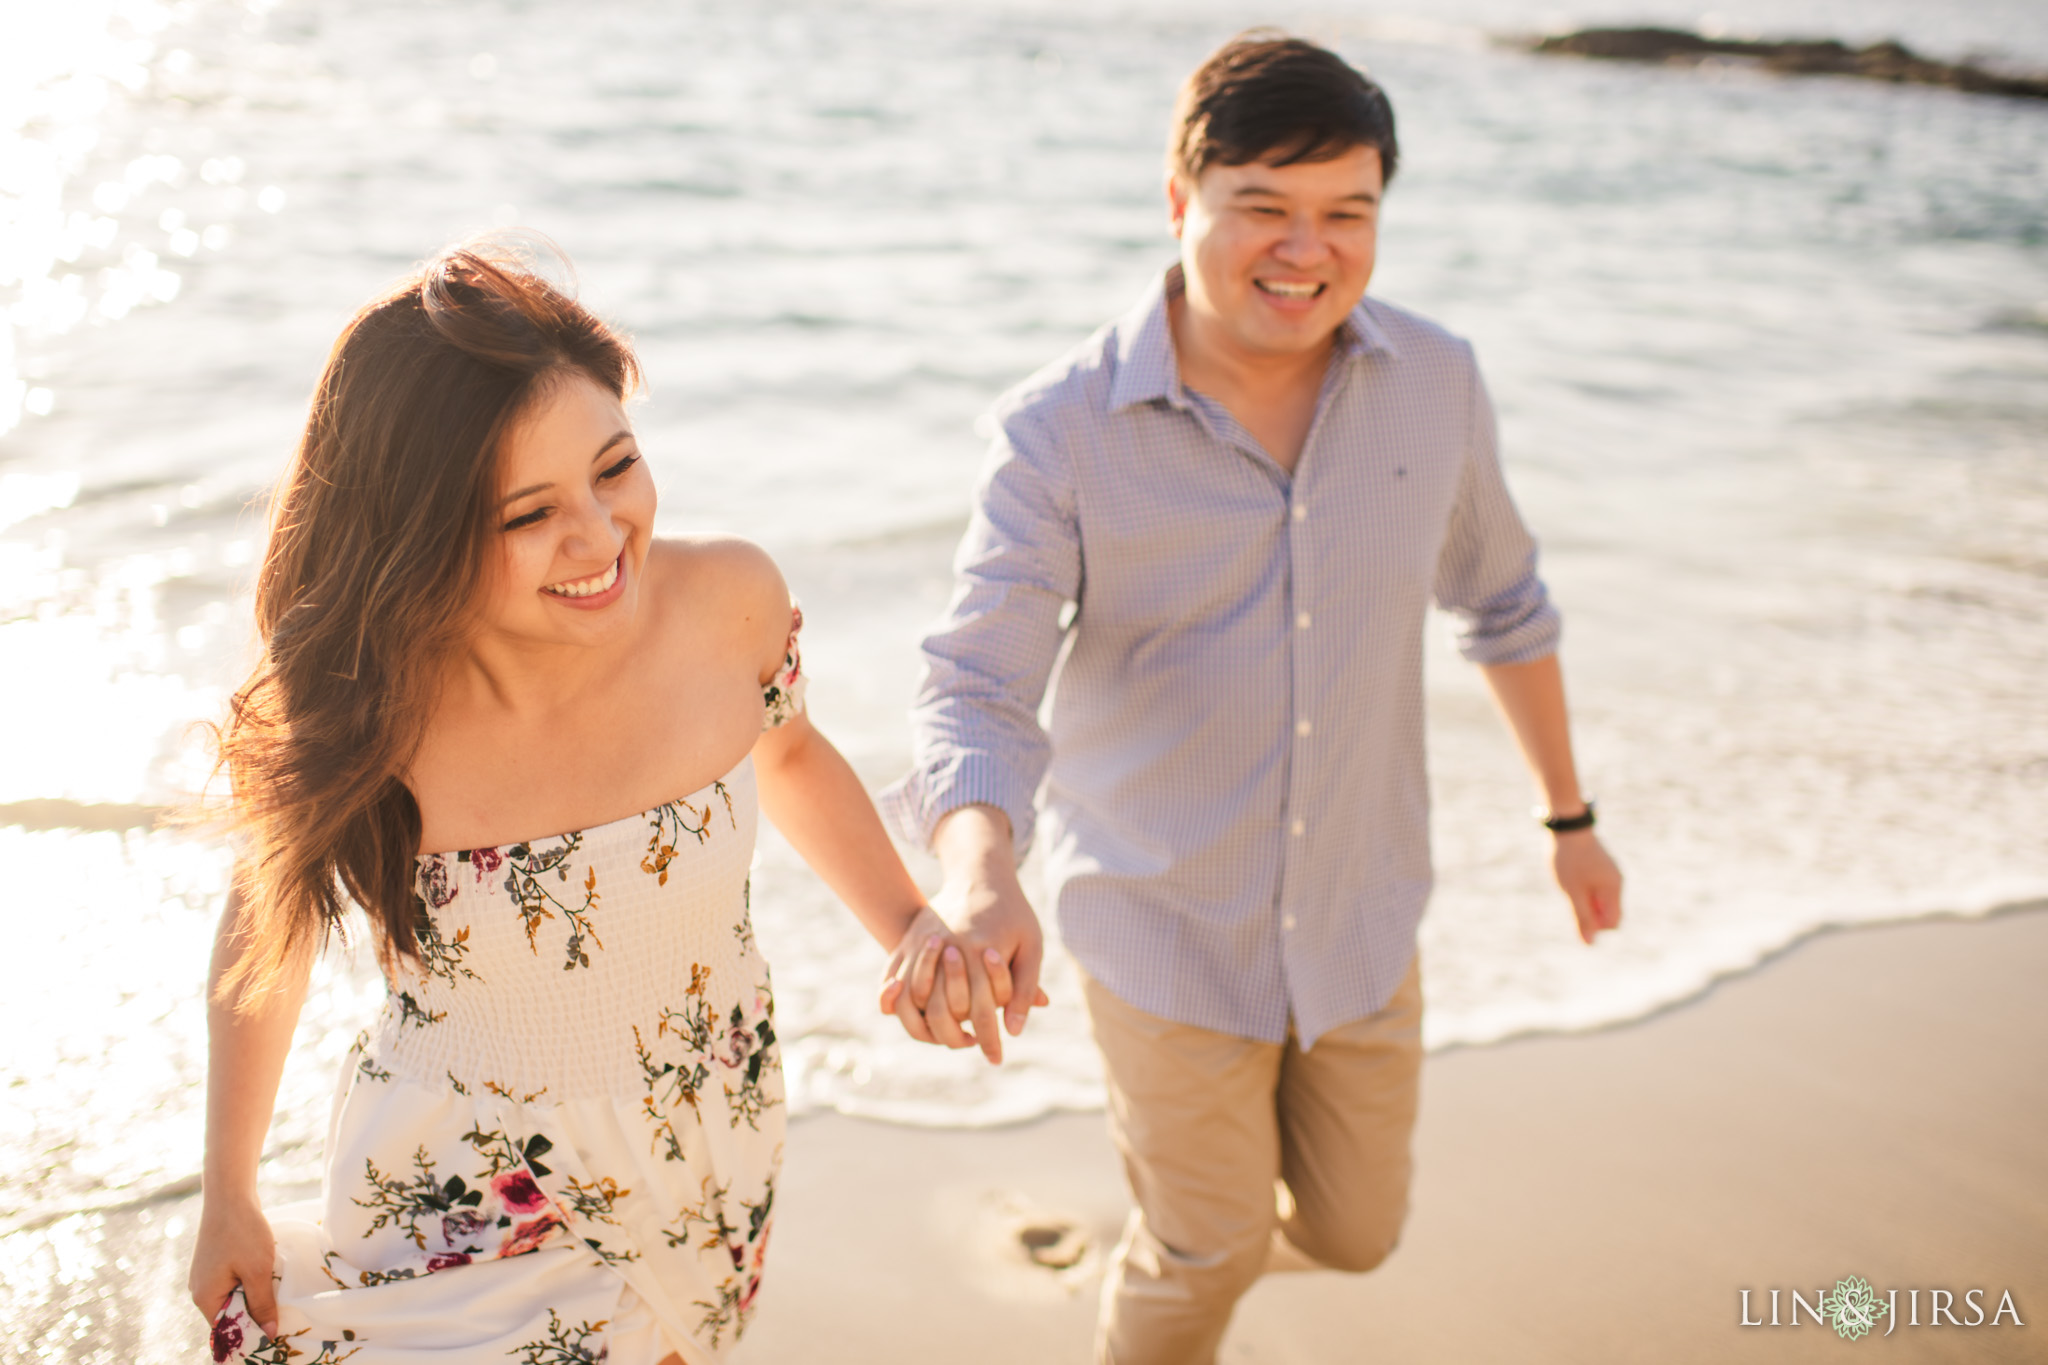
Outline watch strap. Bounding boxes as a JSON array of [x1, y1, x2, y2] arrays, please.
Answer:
[[1539, 800, 1597, 834]]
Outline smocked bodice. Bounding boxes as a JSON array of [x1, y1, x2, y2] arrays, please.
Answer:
[[368, 759, 767, 1103]]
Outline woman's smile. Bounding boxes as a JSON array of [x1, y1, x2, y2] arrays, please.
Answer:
[[541, 554, 624, 608]]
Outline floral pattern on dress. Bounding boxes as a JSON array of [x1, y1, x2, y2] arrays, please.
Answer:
[[489, 836, 605, 970], [415, 912, 479, 987], [212, 1290, 364, 1364], [642, 785, 735, 885], [392, 990, 443, 1030], [349, 1032, 391, 1085], [717, 987, 779, 1131], [510, 1310, 611, 1365], [665, 1165, 778, 1349], [761, 604, 806, 730], [335, 1122, 574, 1286]]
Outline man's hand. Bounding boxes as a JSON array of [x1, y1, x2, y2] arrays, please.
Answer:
[[888, 805, 1046, 1063], [922, 860, 1047, 1064], [1552, 828, 1622, 944]]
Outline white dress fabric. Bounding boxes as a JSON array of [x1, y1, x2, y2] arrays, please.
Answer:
[[209, 616, 807, 1365]]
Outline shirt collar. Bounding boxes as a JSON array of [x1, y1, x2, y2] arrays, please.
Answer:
[[1108, 263, 1397, 413]]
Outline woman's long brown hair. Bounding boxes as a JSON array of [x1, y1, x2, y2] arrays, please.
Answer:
[[215, 241, 639, 1006]]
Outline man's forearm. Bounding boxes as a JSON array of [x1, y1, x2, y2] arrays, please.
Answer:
[[928, 801, 1046, 1039], [1481, 653, 1625, 942], [1478, 654, 1586, 815]]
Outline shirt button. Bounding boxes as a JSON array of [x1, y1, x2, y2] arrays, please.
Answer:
[[1291, 818, 1306, 837], [1292, 504, 1307, 522], [1295, 718, 1312, 737], [1296, 611, 1311, 630], [1283, 914, 1298, 931]]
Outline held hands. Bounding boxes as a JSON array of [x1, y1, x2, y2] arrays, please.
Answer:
[[878, 805, 1047, 1063], [877, 873, 1047, 1064], [189, 1191, 278, 1337], [878, 911, 1048, 1064], [878, 905, 985, 1054], [1553, 828, 1623, 944]]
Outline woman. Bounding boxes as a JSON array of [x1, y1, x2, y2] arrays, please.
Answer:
[[188, 243, 1015, 1363]]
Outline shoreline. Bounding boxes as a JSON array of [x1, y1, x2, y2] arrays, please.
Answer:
[[1422, 894, 2048, 1058], [736, 907, 2048, 1363], [9, 896, 2045, 1231], [8, 907, 2043, 1360]]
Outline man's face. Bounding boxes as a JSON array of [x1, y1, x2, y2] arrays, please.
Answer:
[[1169, 144, 1383, 362]]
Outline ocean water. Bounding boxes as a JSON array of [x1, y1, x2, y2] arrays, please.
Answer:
[[2, 0, 2046, 1355]]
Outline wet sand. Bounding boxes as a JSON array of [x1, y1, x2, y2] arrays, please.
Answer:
[[737, 908, 2048, 1363]]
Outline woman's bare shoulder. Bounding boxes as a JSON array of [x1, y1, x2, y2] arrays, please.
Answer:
[[644, 536, 792, 674]]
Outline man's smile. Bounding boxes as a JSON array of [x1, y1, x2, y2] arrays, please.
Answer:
[[1254, 278, 1326, 300]]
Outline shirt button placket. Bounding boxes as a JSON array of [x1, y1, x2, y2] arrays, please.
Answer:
[[1284, 494, 1313, 957]]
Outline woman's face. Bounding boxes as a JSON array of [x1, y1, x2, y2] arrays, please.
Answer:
[[480, 369, 655, 648]]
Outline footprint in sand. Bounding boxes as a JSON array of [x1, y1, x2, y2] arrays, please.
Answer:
[[1016, 1218, 1089, 1270]]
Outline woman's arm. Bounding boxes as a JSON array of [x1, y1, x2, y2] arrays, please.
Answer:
[[752, 713, 1002, 1058], [753, 712, 927, 953], [188, 882, 312, 1335], [713, 537, 1030, 1060]]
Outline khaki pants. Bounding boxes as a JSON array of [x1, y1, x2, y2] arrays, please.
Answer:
[[1081, 960, 1423, 1365]]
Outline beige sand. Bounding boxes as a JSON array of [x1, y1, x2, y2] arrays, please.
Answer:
[[736, 907, 2048, 1363]]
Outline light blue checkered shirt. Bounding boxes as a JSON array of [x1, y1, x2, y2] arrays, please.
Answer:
[[882, 267, 1560, 1047]]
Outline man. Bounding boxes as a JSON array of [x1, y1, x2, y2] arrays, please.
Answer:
[[882, 33, 1623, 1364]]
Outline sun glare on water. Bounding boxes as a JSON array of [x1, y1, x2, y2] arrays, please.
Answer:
[[0, 0, 286, 443]]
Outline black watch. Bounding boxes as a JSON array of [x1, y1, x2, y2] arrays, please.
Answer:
[[1538, 800, 1596, 834]]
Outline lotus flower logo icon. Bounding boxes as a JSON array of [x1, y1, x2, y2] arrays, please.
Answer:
[[1821, 1275, 1888, 1341]]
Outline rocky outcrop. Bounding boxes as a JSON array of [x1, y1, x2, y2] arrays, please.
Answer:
[[1530, 27, 2048, 100]]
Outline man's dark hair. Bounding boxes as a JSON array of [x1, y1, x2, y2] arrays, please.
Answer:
[[1170, 32, 1399, 187]]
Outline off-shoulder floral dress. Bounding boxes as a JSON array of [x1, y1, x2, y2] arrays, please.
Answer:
[[210, 612, 809, 1365]]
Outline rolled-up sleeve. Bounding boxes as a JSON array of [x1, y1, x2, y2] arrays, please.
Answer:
[[880, 406, 1081, 858], [1432, 353, 1562, 665]]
